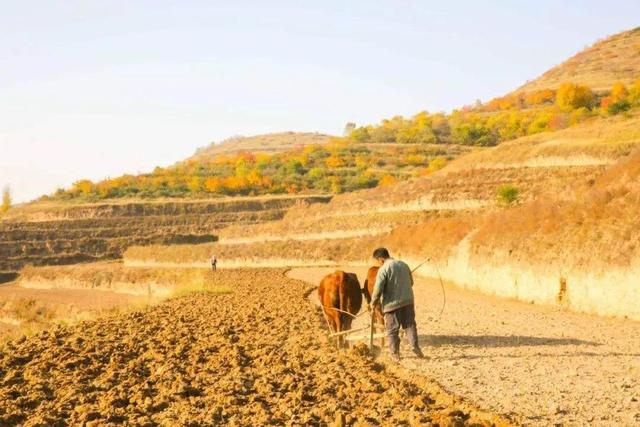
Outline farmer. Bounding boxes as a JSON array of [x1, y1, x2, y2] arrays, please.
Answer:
[[369, 247, 424, 361], [210, 254, 217, 272]]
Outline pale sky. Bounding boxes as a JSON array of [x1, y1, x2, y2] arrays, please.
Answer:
[[2, 1, 639, 203]]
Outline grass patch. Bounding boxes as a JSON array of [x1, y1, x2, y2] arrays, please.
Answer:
[[497, 184, 519, 206]]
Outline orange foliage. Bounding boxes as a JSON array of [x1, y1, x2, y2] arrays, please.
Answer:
[[325, 156, 344, 168], [524, 89, 555, 105], [204, 177, 223, 193], [378, 175, 398, 187]]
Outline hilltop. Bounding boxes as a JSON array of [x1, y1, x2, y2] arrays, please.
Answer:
[[186, 132, 333, 162], [516, 27, 640, 93]]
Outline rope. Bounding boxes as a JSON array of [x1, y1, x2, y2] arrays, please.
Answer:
[[411, 257, 447, 323], [435, 270, 446, 322], [320, 305, 358, 319]]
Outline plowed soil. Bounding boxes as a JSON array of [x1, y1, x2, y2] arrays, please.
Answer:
[[0, 269, 507, 426]]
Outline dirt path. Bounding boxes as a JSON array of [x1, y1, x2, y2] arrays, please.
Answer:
[[0, 269, 507, 426], [290, 266, 640, 426]]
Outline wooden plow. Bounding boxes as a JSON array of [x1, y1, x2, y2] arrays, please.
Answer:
[[321, 306, 385, 349]]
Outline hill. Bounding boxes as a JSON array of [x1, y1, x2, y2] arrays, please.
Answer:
[[187, 132, 333, 161], [22, 30, 638, 204], [517, 27, 640, 93]]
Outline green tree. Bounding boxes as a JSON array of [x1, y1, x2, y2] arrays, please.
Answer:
[[347, 126, 371, 143]]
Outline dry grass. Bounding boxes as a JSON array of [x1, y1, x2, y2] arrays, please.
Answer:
[[471, 149, 640, 269], [18, 262, 219, 297], [516, 27, 640, 92], [445, 112, 640, 171], [186, 132, 333, 162]]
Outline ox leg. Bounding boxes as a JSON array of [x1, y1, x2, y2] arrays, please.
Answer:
[[341, 317, 353, 349], [336, 314, 344, 349]]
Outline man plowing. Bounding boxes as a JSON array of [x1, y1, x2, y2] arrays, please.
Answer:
[[369, 247, 425, 361]]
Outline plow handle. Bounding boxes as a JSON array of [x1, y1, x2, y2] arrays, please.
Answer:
[[369, 309, 375, 349]]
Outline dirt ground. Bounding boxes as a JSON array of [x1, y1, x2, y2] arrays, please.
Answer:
[[290, 267, 640, 426], [0, 269, 508, 426]]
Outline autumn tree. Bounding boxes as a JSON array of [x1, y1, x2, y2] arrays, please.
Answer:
[[187, 176, 202, 193], [601, 82, 632, 115], [325, 156, 344, 168], [629, 79, 640, 106], [610, 82, 629, 102], [396, 112, 437, 144], [72, 179, 95, 196], [347, 126, 370, 143], [1, 185, 11, 213], [556, 83, 594, 111], [204, 177, 222, 193]]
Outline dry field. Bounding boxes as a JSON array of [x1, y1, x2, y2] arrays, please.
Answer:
[[0, 268, 508, 426], [0, 263, 224, 343], [0, 284, 147, 343], [16, 262, 215, 297]]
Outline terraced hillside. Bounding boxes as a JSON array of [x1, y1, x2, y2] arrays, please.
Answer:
[[124, 111, 640, 320], [0, 195, 330, 280]]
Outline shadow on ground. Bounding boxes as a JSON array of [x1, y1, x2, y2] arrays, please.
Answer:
[[419, 334, 600, 348]]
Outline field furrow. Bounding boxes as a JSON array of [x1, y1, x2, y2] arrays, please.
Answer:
[[0, 269, 507, 426]]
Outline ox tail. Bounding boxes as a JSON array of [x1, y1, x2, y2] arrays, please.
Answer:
[[337, 283, 346, 333], [362, 278, 371, 304]]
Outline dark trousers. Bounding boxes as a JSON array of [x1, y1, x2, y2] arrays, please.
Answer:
[[384, 304, 419, 355], [211, 263, 217, 271]]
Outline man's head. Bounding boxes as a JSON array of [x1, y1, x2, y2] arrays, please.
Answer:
[[372, 247, 390, 266]]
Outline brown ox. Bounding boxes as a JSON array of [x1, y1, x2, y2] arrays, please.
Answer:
[[362, 266, 385, 346], [318, 270, 362, 347]]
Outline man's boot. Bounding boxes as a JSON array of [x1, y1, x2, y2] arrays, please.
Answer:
[[389, 352, 401, 363]]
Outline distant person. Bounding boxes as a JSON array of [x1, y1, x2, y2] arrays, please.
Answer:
[[369, 247, 424, 361], [210, 254, 217, 272]]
